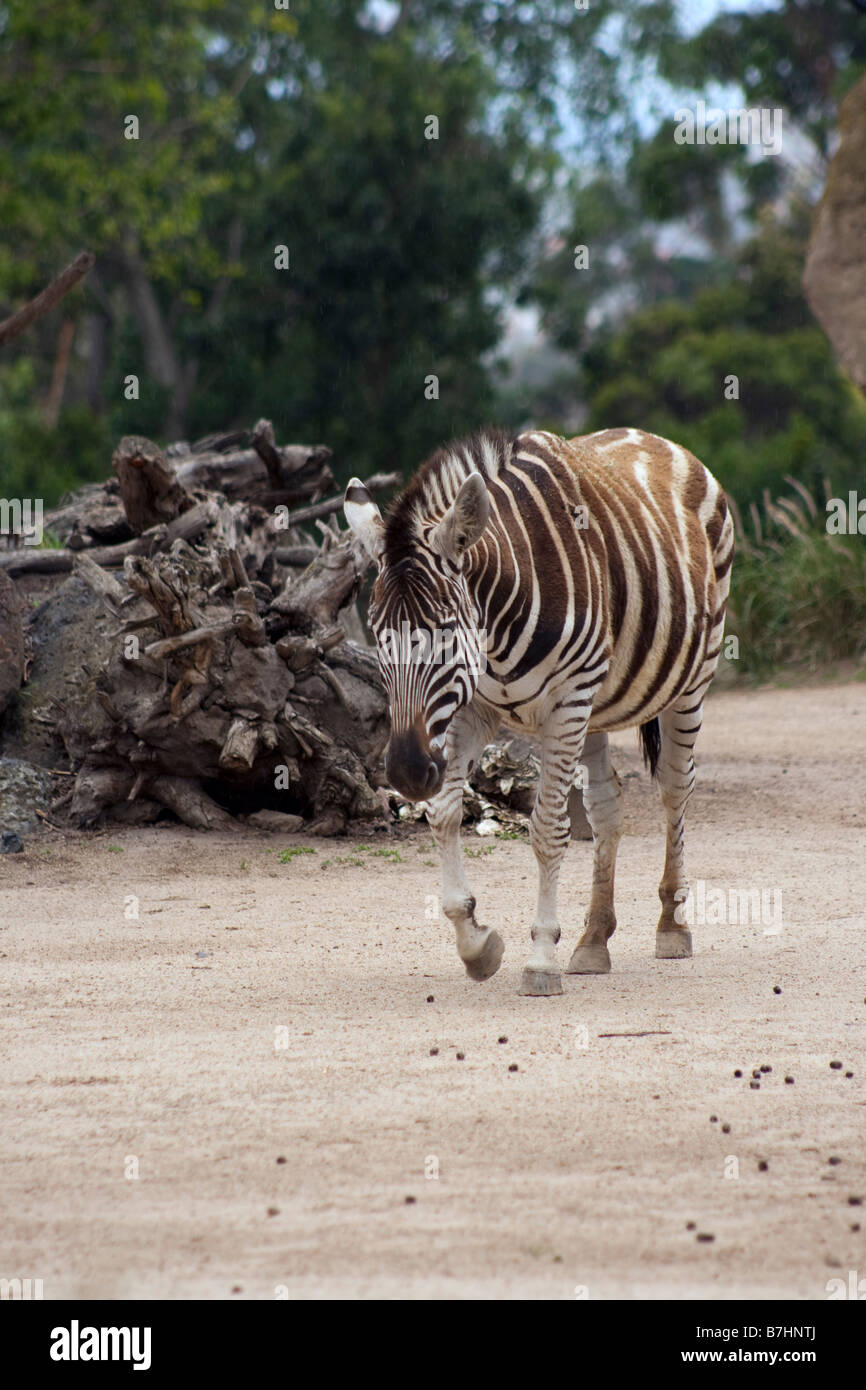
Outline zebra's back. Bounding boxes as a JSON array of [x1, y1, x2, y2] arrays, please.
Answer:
[[473, 427, 733, 733]]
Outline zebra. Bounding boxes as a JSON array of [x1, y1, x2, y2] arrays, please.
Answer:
[[344, 426, 733, 996]]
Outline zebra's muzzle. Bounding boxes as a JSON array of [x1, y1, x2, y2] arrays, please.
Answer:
[[385, 729, 446, 802]]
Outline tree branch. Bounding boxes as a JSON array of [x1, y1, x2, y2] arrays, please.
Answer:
[[0, 251, 95, 346]]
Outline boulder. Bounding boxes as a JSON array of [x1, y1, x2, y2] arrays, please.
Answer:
[[0, 756, 55, 836], [804, 73, 866, 391], [0, 570, 24, 716]]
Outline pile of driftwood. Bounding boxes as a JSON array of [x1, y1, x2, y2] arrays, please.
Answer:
[[0, 256, 560, 840], [1, 421, 558, 839], [1, 421, 399, 835]]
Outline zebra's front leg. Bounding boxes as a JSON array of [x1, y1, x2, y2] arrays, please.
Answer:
[[427, 706, 504, 983], [519, 711, 590, 996]]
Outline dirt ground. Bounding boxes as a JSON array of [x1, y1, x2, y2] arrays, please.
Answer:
[[1, 680, 865, 1300]]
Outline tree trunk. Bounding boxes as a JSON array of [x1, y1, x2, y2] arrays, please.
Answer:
[[43, 318, 75, 428], [120, 246, 191, 437]]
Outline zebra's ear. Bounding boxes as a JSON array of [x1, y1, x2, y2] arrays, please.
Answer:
[[344, 478, 385, 563], [431, 472, 490, 562]]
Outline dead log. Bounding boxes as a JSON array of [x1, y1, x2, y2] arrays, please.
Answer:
[[250, 417, 287, 488], [567, 784, 593, 841], [40, 482, 132, 550], [72, 552, 126, 606], [112, 435, 195, 533], [0, 501, 216, 575], [470, 738, 539, 815], [273, 545, 320, 567], [219, 718, 259, 773], [147, 776, 239, 831], [269, 530, 369, 633], [69, 764, 135, 826], [58, 536, 389, 831], [2, 419, 399, 836], [173, 442, 334, 509]]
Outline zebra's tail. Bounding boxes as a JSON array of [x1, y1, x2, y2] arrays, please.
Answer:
[[639, 717, 661, 778]]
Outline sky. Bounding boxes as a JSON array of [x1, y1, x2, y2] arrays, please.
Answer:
[[501, 0, 788, 370], [677, 0, 777, 35]]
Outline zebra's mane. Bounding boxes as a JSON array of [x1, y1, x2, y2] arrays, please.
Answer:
[[384, 428, 512, 565]]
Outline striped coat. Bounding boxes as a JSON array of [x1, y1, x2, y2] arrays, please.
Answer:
[[345, 426, 733, 995]]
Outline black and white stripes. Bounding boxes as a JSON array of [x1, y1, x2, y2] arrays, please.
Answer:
[[345, 425, 733, 995]]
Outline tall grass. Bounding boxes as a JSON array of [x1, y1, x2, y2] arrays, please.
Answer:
[[726, 477, 866, 679]]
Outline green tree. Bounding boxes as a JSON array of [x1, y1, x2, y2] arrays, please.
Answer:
[[0, 0, 250, 441], [521, 0, 866, 507], [0, 0, 681, 496], [580, 214, 866, 505], [659, 0, 866, 160]]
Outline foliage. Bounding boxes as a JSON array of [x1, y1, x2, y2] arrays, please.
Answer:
[[657, 0, 866, 160], [277, 845, 316, 862], [525, 0, 866, 511], [0, 0, 676, 494], [727, 478, 866, 679], [0, 358, 111, 499], [578, 216, 866, 506]]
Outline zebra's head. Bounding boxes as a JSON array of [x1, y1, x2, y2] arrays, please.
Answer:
[[344, 471, 490, 800]]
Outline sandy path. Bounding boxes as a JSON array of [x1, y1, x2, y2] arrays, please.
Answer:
[[1, 681, 865, 1300]]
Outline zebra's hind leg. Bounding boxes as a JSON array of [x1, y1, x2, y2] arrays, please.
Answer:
[[654, 694, 704, 959], [427, 704, 504, 983], [566, 731, 623, 975], [519, 708, 591, 996]]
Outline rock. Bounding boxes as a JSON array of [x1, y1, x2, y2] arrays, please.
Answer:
[[804, 72, 866, 391], [0, 570, 25, 716], [1, 830, 24, 853], [0, 575, 104, 767], [0, 757, 55, 834]]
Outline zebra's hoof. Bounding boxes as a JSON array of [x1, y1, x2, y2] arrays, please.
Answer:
[[463, 930, 505, 982], [565, 943, 611, 974], [655, 929, 693, 959], [518, 967, 563, 996]]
